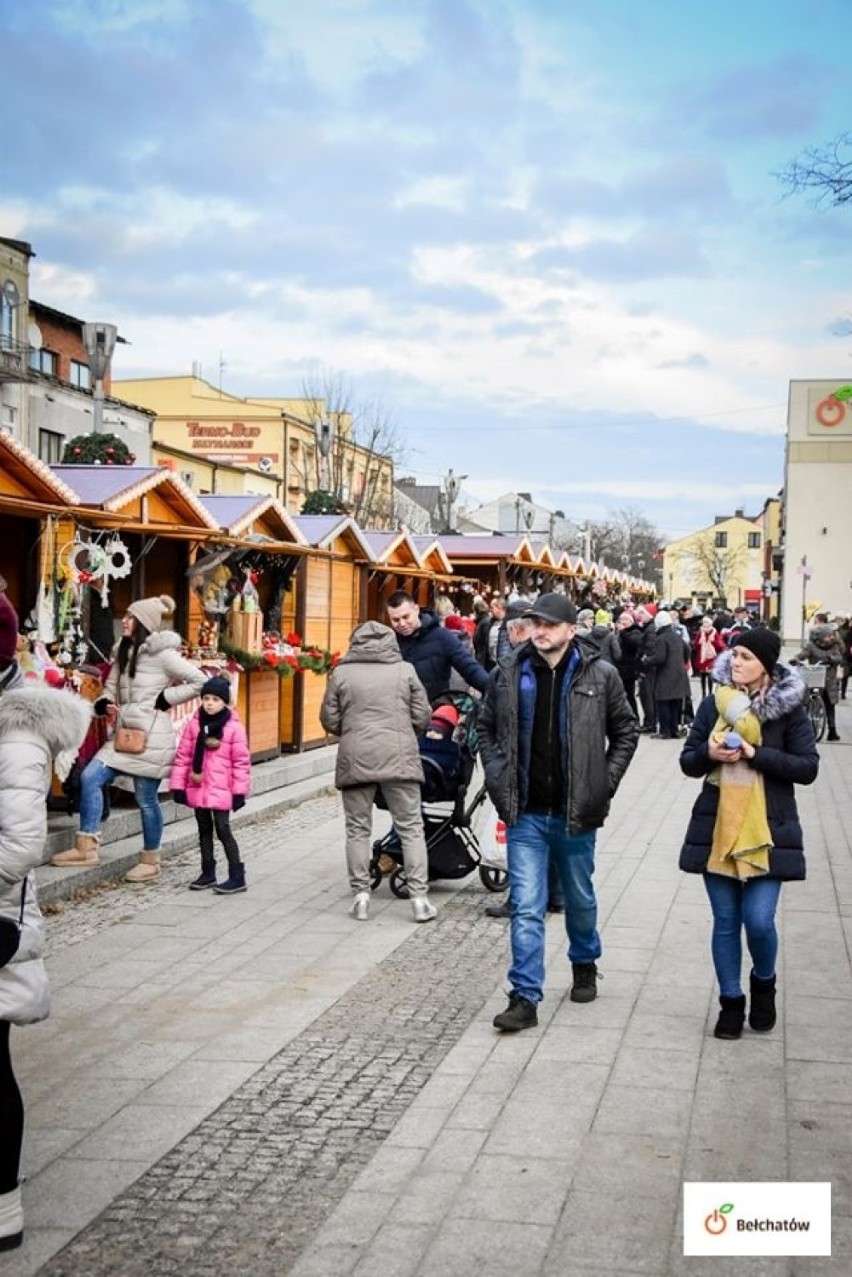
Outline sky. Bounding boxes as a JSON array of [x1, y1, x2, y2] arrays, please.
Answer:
[[3, 0, 852, 541]]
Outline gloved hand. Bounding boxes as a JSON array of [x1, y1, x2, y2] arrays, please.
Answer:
[[154, 691, 170, 712], [232, 795, 246, 812], [171, 790, 188, 805]]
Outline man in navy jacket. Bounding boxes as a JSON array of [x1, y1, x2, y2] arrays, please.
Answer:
[[386, 591, 489, 703]]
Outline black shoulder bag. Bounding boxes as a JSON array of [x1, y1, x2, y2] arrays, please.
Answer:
[[0, 879, 27, 969]]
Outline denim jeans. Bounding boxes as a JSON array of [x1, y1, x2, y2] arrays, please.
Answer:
[[506, 813, 601, 1003], [703, 873, 783, 996], [78, 757, 164, 851]]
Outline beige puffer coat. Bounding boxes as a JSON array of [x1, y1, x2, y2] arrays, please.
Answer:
[[1, 671, 92, 1024], [320, 621, 431, 788], [97, 630, 207, 779]]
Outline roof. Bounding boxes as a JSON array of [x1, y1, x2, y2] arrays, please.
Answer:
[[433, 534, 532, 559], [30, 299, 127, 343], [50, 465, 217, 527], [196, 494, 305, 544], [291, 515, 374, 558]]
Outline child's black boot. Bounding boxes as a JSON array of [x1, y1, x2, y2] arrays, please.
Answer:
[[214, 862, 247, 894]]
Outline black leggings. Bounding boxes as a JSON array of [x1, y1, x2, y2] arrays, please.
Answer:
[[0, 1021, 23, 1192], [195, 809, 241, 872]]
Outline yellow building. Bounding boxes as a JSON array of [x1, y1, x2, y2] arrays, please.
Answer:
[[112, 375, 394, 524], [663, 507, 767, 611]]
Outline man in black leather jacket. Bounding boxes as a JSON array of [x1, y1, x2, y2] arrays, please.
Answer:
[[479, 593, 638, 1031]]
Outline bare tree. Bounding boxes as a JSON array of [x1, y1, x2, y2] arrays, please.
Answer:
[[673, 532, 747, 606], [586, 507, 665, 582], [775, 132, 852, 207], [299, 364, 408, 527]]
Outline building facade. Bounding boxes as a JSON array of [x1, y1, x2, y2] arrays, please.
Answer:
[[663, 509, 765, 610], [113, 375, 394, 524], [780, 379, 852, 642]]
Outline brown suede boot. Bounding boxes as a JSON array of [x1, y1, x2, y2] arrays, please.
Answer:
[[125, 851, 161, 884], [50, 833, 100, 868]]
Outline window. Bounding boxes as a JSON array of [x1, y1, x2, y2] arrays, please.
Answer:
[[29, 347, 58, 375], [69, 360, 91, 389], [38, 429, 64, 464], [714, 531, 728, 548], [747, 532, 761, 549]]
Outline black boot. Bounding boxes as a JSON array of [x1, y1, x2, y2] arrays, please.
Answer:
[[714, 995, 746, 1040], [214, 861, 246, 894], [749, 972, 777, 1032], [189, 848, 216, 891]]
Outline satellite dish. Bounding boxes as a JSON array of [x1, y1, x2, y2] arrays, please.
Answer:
[[2, 280, 20, 307], [28, 322, 42, 350], [258, 456, 273, 473]]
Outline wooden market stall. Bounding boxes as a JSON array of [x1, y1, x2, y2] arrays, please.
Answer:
[[291, 515, 372, 749], [0, 433, 79, 619], [361, 528, 452, 618], [426, 534, 537, 609], [195, 494, 309, 758]]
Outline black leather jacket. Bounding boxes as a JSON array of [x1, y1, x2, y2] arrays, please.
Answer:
[[478, 641, 639, 834]]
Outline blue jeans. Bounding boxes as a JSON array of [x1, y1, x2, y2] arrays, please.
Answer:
[[506, 813, 601, 1003], [703, 873, 782, 996], [79, 757, 164, 851]]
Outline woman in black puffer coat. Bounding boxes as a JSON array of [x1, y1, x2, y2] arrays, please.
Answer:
[[679, 631, 818, 1042]]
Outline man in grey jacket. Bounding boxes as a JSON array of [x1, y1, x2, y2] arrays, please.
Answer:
[[478, 594, 639, 1031], [320, 621, 437, 924]]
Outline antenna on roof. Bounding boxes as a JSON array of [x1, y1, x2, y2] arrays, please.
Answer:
[[218, 352, 226, 397]]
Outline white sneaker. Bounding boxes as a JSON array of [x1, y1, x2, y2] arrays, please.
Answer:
[[349, 891, 370, 921], [410, 896, 437, 923]]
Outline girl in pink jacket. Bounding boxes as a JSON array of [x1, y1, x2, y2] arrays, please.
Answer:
[[169, 676, 251, 893]]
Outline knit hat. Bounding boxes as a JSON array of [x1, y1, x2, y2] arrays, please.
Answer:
[[595, 609, 611, 626], [201, 675, 233, 703], [444, 614, 466, 631], [127, 594, 176, 634], [731, 627, 781, 675], [577, 608, 595, 626], [654, 610, 672, 628], [0, 592, 19, 667], [430, 704, 460, 728]]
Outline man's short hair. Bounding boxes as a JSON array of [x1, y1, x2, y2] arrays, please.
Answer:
[[387, 590, 416, 610]]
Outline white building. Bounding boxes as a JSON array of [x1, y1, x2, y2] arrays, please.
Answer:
[[781, 379, 852, 642]]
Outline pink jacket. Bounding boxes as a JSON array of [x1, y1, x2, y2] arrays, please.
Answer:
[[169, 713, 251, 811]]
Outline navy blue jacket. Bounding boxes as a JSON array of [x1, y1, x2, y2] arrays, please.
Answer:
[[396, 610, 489, 703], [679, 654, 819, 881]]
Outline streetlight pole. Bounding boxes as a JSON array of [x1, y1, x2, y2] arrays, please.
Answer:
[[315, 414, 334, 491], [81, 323, 117, 435]]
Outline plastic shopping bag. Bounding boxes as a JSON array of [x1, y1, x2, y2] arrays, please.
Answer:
[[477, 797, 507, 871]]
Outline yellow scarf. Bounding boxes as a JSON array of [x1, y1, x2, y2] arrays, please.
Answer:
[[707, 684, 772, 879]]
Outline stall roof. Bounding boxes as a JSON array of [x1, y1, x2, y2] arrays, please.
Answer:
[[432, 534, 534, 561], [291, 514, 374, 559], [361, 529, 422, 567], [196, 494, 306, 545], [0, 432, 80, 505], [51, 465, 218, 529], [409, 536, 453, 574]]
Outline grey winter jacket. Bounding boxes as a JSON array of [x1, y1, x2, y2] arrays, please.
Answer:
[[98, 630, 207, 779], [478, 641, 639, 834], [0, 669, 91, 1024], [793, 634, 843, 705], [320, 622, 432, 788]]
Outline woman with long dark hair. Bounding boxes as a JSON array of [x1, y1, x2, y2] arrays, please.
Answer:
[[50, 594, 205, 883]]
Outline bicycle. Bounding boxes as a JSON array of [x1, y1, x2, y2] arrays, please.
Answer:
[[797, 663, 827, 742]]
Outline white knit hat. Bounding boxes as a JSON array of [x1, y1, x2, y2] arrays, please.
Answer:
[[654, 610, 672, 628], [127, 594, 176, 634]]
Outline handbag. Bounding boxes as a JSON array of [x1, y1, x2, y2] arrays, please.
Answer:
[[0, 879, 26, 970], [113, 726, 148, 754]]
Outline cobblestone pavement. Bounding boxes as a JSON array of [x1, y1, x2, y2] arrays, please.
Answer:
[[41, 887, 507, 1276], [42, 794, 343, 954]]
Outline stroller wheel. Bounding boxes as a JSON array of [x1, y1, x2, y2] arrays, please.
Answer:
[[389, 867, 410, 899], [479, 865, 509, 893], [369, 858, 383, 891]]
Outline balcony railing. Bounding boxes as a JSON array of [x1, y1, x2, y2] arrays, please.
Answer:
[[0, 337, 30, 382]]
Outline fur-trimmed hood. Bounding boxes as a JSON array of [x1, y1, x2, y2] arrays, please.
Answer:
[[0, 677, 92, 779], [711, 649, 806, 723], [128, 628, 182, 659]]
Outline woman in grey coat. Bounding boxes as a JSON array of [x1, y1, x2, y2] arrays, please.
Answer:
[[320, 621, 436, 924], [50, 594, 206, 883], [0, 594, 91, 1251], [644, 611, 691, 739]]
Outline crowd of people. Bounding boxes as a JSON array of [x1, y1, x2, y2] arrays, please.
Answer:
[[0, 579, 846, 1250]]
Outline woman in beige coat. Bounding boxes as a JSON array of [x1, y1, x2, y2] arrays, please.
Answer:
[[320, 621, 436, 923], [51, 594, 206, 882]]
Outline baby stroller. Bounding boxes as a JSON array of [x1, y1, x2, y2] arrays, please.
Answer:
[[369, 691, 508, 898]]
